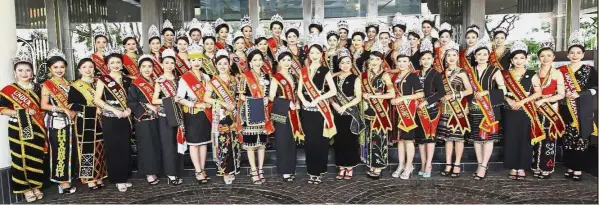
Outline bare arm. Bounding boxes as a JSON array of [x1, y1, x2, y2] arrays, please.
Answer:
[[268, 77, 278, 102], [541, 72, 565, 103], [151, 83, 163, 105], [340, 77, 363, 110], [372, 73, 396, 100], [459, 73, 474, 97], [94, 81, 118, 113], [492, 71, 507, 94], [316, 72, 338, 101]]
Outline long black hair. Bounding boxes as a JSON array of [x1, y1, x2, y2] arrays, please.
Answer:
[[103, 53, 123, 66]]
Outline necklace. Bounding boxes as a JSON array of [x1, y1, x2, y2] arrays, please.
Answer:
[[17, 82, 33, 90]]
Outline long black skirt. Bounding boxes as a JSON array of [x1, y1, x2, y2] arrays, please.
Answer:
[[333, 114, 361, 167], [274, 118, 297, 174], [158, 117, 183, 176], [502, 109, 532, 170], [102, 116, 131, 183], [301, 110, 329, 176], [184, 112, 212, 145], [47, 125, 77, 183], [135, 119, 162, 176]]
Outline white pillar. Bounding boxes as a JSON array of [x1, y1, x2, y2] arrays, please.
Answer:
[[367, 0, 378, 17], [553, 0, 568, 51], [302, 0, 312, 36], [249, 0, 259, 39], [0, 0, 16, 168], [141, 0, 161, 53]]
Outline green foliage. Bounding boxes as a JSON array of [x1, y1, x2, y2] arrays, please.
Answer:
[[522, 38, 540, 70]]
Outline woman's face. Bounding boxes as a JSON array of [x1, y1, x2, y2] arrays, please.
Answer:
[[475, 49, 490, 64], [352, 35, 364, 49], [420, 53, 433, 68], [494, 33, 506, 47], [409, 35, 420, 48], [339, 29, 348, 39], [511, 53, 527, 68], [14, 64, 33, 82], [339, 57, 352, 71], [310, 27, 319, 35], [50, 61, 66, 78], [242, 26, 252, 38], [234, 38, 246, 51], [466, 33, 478, 47], [177, 39, 189, 52], [108, 57, 122, 71], [396, 57, 410, 71], [272, 24, 282, 36], [204, 39, 215, 53], [79, 61, 95, 78], [250, 54, 263, 71], [567, 47, 584, 63], [327, 36, 339, 49], [422, 23, 433, 36], [393, 27, 405, 39], [216, 58, 230, 74], [163, 58, 175, 72], [440, 32, 451, 46], [286, 32, 298, 45], [258, 40, 268, 53], [279, 55, 292, 69], [379, 33, 390, 46], [95, 36, 107, 51], [150, 39, 161, 53], [368, 55, 382, 69], [190, 57, 203, 70], [164, 31, 175, 43], [539, 50, 555, 66], [190, 30, 202, 42], [309, 47, 322, 62], [446, 50, 459, 66], [125, 39, 137, 53], [139, 61, 154, 78], [218, 27, 228, 39], [367, 27, 377, 40]]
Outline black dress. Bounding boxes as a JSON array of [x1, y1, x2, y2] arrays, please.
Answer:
[[155, 76, 184, 176], [272, 73, 300, 175], [410, 50, 422, 71], [467, 66, 504, 143], [301, 66, 332, 176], [332, 74, 362, 167], [503, 70, 536, 170], [362, 72, 392, 169], [415, 68, 445, 144], [394, 73, 423, 141], [437, 69, 468, 142], [353, 50, 370, 73], [240, 71, 271, 150]]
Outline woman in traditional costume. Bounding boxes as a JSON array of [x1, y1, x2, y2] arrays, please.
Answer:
[[255, 28, 274, 76], [331, 48, 363, 180], [325, 30, 340, 73], [490, 28, 511, 70], [390, 42, 424, 180], [269, 46, 305, 182], [92, 29, 110, 76], [202, 25, 218, 77], [214, 18, 233, 52], [378, 24, 394, 72], [41, 48, 77, 194], [407, 27, 422, 71], [174, 28, 191, 76], [558, 31, 597, 181], [268, 14, 286, 58], [160, 19, 176, 52], [148, 25, 164, 77], [69, 58, 107, 189], [434, 22, 454, 72], [436, 40, 473, 178], [240, 15, 254, 48], [350, 28, 369, 73], [460, 25, 479, 71], [391, 12, 407, 55], [531, 36, 566, 179], [189, 18, 203, 46], [204, 49, 242, 184], [465, 37, 506, 180], [297, 36, 337, 184], [0, 48, 46, 202], [93, 47, 133, 192], [364, 18, 379, 51], [177, 44, 213, 184], [121, 33, 141, 81], [337, 20, 351, 49], [127, 55, 161, 185], [285, 25, 305, 78], [413, 39, 445, 178], [231, 31, 248, 77]]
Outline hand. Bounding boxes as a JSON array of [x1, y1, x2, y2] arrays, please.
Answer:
[[194, 102, 204, 109], [363, 93, 371, 100], [27, 109, 36, 116], [535, 99, 545, 107], [174, 96, 182, 103], [147, 104, 158, 113], [123, 108, 132, 117], [113, 110, 124, 118], [512, 101, 523, 110], [336, 106, 347, 114], [64, 109, 76, 120], [475, 91, 488, 99], [391, 98, 399, 105], [418, 101, 427, 109], [442, 94, 453, 102], [289, 101, 296, 110], [223, 103, 235, 111], [568, 92, 580, 99]]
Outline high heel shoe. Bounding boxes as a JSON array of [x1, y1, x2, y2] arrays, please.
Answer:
[[258, 169, 266, 183], [344, 168, 354, 180], [392, 165, 404, 178], [368, 169, 382, 180], [251, 170, 263, 185], [474, 165, 488, 180], [400, 166, 414, 180], [336, 168, 346, 180], [116, 183, 127, 192], [224, 175, 235, 185], [440, 164, 452, 176], [88, 182, 100, 190], [450, 164, 461, 178], [564, 170, 574, 178], [58, 184, 77, 194], [167, 177, 183, 186], [196, 171, 208, 184], [32, 188, 43, 200], [24, 190, 36, 203], [148, 176, 160, 185]]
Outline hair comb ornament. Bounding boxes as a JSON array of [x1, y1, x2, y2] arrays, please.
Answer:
[[275, 45, 291, 61], [420, 38, 434, 53], [104, 46, 122, 56], [162, 19, 174, 30], [271, 14, 284, 23], [393, 12, 406, 27]]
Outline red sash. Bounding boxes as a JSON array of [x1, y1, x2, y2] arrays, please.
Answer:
[[289, 54, 302, 78], [502, 70, 545, 144], [92, 54, 109, 75], [98, 75, 132, 127], [158, 77, 187, 153], [441, 70, 471, 135], [0, 84, 45, 131], [393, 74, 418, 132], [273, 73, 305, 141], [211, 76, 242, 140], [361, 72, 392, 131], [267, 37, 281, 55], [262, 58, 273, 75], [243, 71, 275, 134], [181, 72, 213, 122], [244, 39, 254, 48], [152, 57, 164, 77], [216, 42, 226, 50], [231, 54, 247, 74], [42, 79, 69, 108], [558, 65, 596, 135], [537, 101, 566, 140], [175, 54, 191, 75], [464, 67, 499, 139], [122, 54, 141, 76], [433, 48, 444, 72], [300, 66, 337, 137], [459, 49, 473, 71], [489, 50, 504, 70], [416, 98, 440, 138], [132, 77, 155, 103]]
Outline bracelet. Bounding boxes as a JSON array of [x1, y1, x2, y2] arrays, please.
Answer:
[[188, 101, 194, 107], [51, 105, 57, 112]]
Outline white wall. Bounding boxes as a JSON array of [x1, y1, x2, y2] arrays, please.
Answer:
[[0, 0, 17, 168]]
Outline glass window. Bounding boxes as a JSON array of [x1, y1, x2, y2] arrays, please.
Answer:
[[259, 0, 303, 20], [378, 0, 421, 16], [324, 0, 367, 18], [194, 0, 249, 21]]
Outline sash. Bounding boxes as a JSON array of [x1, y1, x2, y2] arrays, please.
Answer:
[[0, 85, 45, 134], [98, 75, 128, 109], [290, 54, 302, 78], [152, 57, 164, 77], [464, 67, 499, 139], [210, 76, 242, 140], [393, 74, 418, 132], [175, 54, 191, 75], [459, 49, 473, 71], [433, 48, 444, 72], [244, 39, 254, 48], [300, 66, 337, 138], [182, 72, 213, 122], [132, 77, 155, 103], [216, 42, 226, 50], [92, 54, 110, 75], [441, 70, 471, 135], [202, 58, 217, 77], [267, 37, 281, 55], [360, 72, 392, 132], [243, 71, 275, 134], [489, 50, 504, 70], [560, 65, 580, 130], [231, 54, 247, 74], [538, 101, 566, 140], [43, 79, 69, 108], [158, 78, 187, 154], [262, 58, 273, 75], [71, 80, 96, 106], [502, 70, 545, 144], [273, 73, 305, 141], [121, 54, 141, 76]]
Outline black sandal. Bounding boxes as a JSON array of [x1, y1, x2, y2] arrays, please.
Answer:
[[508, 170, 518, 180], [473, 165, 488, 180], [313, 176, 322, 184], [195, 171, 208, 184], [148, 177, 160, 185], [440, 164, 452, 176], [283, 175, 294, 182], [564, 170, 574, 178], [572, 174, 582, 181], [336, 168, 346, 180], [167, 177, 183, 186], [450, 164, 461, 178], [367, 169, 382, 180], [251, 170, 263, 185], [258, 169, 266, 183]]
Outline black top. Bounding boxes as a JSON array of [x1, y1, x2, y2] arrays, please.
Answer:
[[127, 77, 154, 120], [353, 50, 370, 73], [559, 64, 598, 124], [230, 54, 245, 77], [410, 49, 422, 71], [494, 49, 511, 70], [68, 81, 95, 112], [302, 66, 330, 100], [467, 65, 504, 119], [101, 75, 131, 109], [327, 53, 340, 74], [274, 74, 298, 99], [334, 74, 358, 98], [384, 51, 395, 70], [396, 73, 422, 96], [419, 69, 446, 105], [243, 71, 271, 97]]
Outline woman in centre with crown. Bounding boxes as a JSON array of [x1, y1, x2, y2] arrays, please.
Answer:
[[268, 14, 286, 59], [231, 31, 248, 77], [202, 24, 219, 77], [91, 29, 110, 76], [215, 18, 233, 52], [148, 25, 164, 77], [174, 28, 191, 77], [350, 28, 369, 74], [284, 24, 306, 79]]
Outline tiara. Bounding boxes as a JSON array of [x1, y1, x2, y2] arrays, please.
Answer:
[[47, 48, 66, 60], [439, 22, 452, 33], [470, 36, 491, 55], [538, 34, 555, 50], [93, 29, 109, 40], [138, 54, 153, 63], [240, 15, 251, 29], [176, 28, 187, 39], [13, 47, 33, 65], [338, 48, 351, 59], [366, 14, 379, 27], [420, 38, 434, 53], [392, 13, 406, 26], [188, 43, 205, 55], [509, 40, 528, 54], [245, 45, 259, 56], [122, 30, 135, 40], [202, 23, 215, 38], [233, 31, 244, 40], [353, 27, 366, 35], [568, 30, 584, 48], [379, 23, 390, 34], [75, 50, 92, 63], [446, 40, 459, 51], [162, 48, 176, 59], [310, 14, 323, 27], [307, 33, 324, 48], [337, 20, 349, 30], [189, 18, 201, 30], [271, 14, 284, 23], [254, 26, 267, 39], [370, 41, 384, 54], [275, 45, 291, 61], [284, 23, 299, 34], [104, 46, 122, 56], [148, 25, 160, 39], [397, 41, 411, 56], [216, 49, 228, 58], [214, 18, 228, 29], [407, 24, 423, 38], [466, 25, 480, 36], [493, 27, 508, 36], [421, 14, 434, 22], [326, 30, 339, 37], [162, 19, 174, 30]]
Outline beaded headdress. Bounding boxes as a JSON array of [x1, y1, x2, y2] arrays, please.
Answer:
[[538, 34, 555, 50], [271, 14, 284, 23], [162, 19, 174, 31], [161, 48, 176, 59], [47, 48, 66, 60], [240, 15, 251, 29], [446, 39, 459, 52], [215, 49, 229, 58], [245, 45, 259, 56], [104, 46, 122, 56], [275, 45, 291, 61], [202, 23, 215, 38], [510, 40, 528, 54], [365, 14, 379, 28], [148, 25, 160, 39], [337, 20, 349, 31], [397, 41, 412, 57], [407, 24, 423, 38], [379, 23, 390, 34], [93, 28, 109, 40], [470, 35, 492, 55], [176, 28, 187, 39], [138, 54, 153, 63], [188, 43, 205, 55], [310, 14, 323, 27], [439, 22, 452, 33], [393, 13, 406, 27], [466, 25, 480, 36], [370, 41, 384, 54], [189, 18, 202, 31], [493, 27, 508, 36], [568, 30, 584, 48], [420, 38, 434, 53], [214, 18, 228, 30], [13, 47, 33, 65], [338, 48, 351, 59], [307, 33, 325, 48]]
